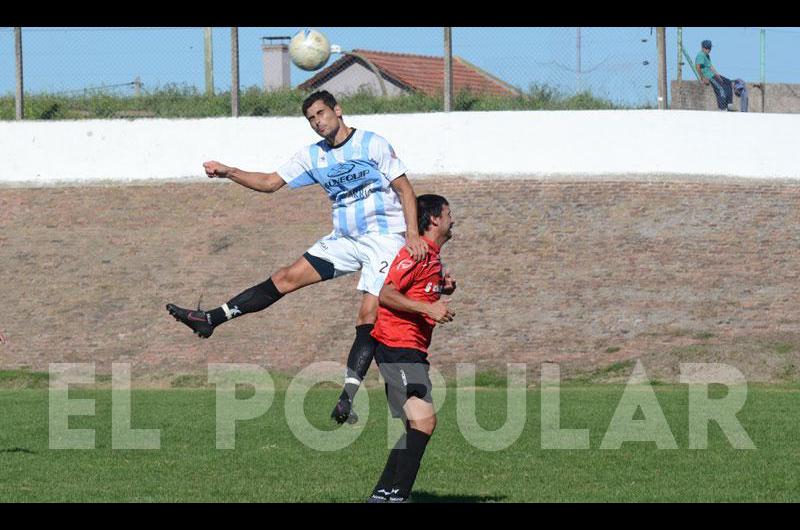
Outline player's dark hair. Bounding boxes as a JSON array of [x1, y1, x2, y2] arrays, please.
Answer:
[[417, 194, 449, 235], [302, 90, 338, 115]]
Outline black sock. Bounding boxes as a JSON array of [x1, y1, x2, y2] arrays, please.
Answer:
[[372, 433, 406, 496], [392, 428, 431, 498], [206, 277, 284, 327], [338, 324, 376, 402]]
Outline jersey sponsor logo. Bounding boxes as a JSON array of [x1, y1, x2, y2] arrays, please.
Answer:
[[396, 258, 414, 271], [424, 282, 443, 293], [324, 164, 373, 194], [337, 182, 376, 202], [327, 163, 355, 178]]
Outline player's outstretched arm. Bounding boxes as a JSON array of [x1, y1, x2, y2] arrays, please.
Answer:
[[390, 175, 428, 261], [203, 160, 286, 193], [379, 283, 455, 323]]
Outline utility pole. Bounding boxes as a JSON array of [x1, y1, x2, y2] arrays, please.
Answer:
[[204, 27, 214, 96], [443, 27, 453, 112], [231, 27, 240, 117], [760, 28, 766, 113], [656, 27, 667, 109], [576, 27, 582, 93], [14, 27, 24, 120], [676, 27, 683, 84]]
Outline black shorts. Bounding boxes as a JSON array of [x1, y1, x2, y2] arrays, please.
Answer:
[[375, 343, 433, 418]]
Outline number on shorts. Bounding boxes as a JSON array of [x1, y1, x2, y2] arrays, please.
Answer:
[[379, 261, 388, 273]]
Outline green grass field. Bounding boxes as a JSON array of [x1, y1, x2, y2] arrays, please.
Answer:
[[1, 383, 798, 502]]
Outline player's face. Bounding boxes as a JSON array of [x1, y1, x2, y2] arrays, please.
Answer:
[[305, 100, 341, 138], [438, 204, 454, 241]]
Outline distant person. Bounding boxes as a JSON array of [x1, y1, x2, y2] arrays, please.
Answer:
[[696, 40, 735, 111], [0, 330, 7, 344]]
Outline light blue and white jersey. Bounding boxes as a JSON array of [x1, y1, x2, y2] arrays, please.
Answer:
[[277, 129, 408, 237]]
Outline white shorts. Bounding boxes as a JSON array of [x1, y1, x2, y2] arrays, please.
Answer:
[[306, 231, 406, 297]]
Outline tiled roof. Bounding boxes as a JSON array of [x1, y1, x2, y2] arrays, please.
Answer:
[[298, 49, 520, 97]]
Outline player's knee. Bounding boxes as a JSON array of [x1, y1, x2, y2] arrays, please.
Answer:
[[356, 295, 379, 325], [272, 266, 303, 291], [271, 266, 290, 287], [356, 306, 377, 325], [410, 415, 436, 435]]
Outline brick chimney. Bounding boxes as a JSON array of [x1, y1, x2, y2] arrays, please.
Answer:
[[262, 36, 291, 91]]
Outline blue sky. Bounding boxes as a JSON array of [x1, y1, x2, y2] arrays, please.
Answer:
[[1, 27, 798, 107]]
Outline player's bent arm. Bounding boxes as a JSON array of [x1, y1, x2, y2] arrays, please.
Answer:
[[379, 282, 427, 314], [379, 283, 454, 323], [442, 272, 456, 295], [225, 169, 286, 193]]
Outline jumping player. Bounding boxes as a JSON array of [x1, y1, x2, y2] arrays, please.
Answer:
[[166, 90, 428, 424], [367, 194, 456, 503]]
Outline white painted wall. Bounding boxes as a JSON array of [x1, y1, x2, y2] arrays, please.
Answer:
[[1, 110, 798, 185]]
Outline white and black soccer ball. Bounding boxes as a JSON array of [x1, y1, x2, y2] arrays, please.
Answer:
[[288, 29, 331, 71]]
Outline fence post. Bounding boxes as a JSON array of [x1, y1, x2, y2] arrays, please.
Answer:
[[443, 27, 453, 112], [656, 27, 667, 109], [205, 27, 215, 96], [15, 27, 24, 120], [760, 28, 766, 113], [676, 27, 683, 84], [231, 27, 240, 117], [576, 27, 582, 93]]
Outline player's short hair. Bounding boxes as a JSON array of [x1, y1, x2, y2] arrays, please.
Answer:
[[417, 194, 449, 235], [302, 90, 338, 116]]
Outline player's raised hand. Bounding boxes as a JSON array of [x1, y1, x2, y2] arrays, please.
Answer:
[[405, 233, 428, 261], [203, 160, 233, 179], [426, 299, 455, 323]]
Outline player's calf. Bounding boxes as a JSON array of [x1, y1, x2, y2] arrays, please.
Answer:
[[331, 324, 376, 424]]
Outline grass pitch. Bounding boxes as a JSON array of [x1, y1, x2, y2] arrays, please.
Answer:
[[0, 384, 798, 502]]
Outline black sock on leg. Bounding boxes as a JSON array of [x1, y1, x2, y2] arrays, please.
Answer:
[[372, 432, 406, 496], [338, 324, 376, 402], [392, 428, 431, 499], [206, 277, 284, 327]]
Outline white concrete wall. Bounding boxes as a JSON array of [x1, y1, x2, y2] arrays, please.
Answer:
[[1, 110, 798, 185]]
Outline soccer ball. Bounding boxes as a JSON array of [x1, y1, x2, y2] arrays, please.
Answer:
[[289, 29, 331, 71]]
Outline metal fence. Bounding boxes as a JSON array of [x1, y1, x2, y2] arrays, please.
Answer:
[[2, 27, 798, 118], [454, 27, 659, 106]]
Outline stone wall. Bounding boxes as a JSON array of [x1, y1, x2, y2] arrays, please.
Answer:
[[671, 80, 800, 113]]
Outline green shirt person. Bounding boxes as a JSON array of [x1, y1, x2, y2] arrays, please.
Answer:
[[695, 40, 721, 84], [695, 39, 733, 110]]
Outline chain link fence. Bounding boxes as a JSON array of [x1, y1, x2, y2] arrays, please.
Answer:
[[452, 27, 658, 107], [2, 27, 798, 118]]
